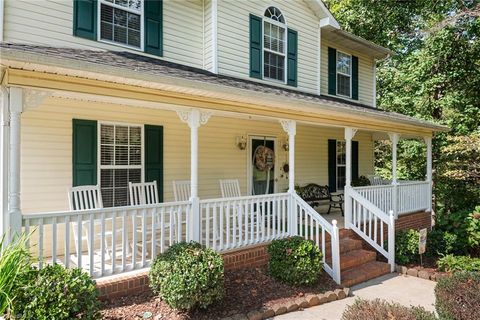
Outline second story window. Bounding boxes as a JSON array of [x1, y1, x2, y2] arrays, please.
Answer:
[[263, 7, 286, 82], [99, 0, 143, 49], [336, 51, 352, 97]]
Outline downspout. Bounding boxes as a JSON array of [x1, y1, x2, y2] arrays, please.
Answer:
[[211, 0, 218, 73]]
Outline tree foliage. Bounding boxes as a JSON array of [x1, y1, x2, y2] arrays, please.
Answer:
[[325, 0, 480, 214]]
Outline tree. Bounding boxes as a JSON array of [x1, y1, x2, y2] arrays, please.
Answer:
[[324, 0, 480, 214]]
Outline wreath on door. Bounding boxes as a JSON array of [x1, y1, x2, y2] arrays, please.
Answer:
[[253, 145, 275, 171]]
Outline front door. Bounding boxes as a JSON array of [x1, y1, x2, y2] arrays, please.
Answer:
[[249, 136, 276, 195]]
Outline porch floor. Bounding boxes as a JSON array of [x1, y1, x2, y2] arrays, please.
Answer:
[[316, 205, 345, 229]]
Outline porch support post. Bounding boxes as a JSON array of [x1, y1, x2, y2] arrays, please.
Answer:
[[177, 109, 211, 242], [280, 120, 297, 235], [388, 133, 399, 217], [344, 127, 357, 229], [424, 136, 432, 212], [8, 87, 23, 238], [0, 87, 9, 237]]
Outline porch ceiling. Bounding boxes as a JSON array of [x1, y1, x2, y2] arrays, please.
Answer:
[[0, 44, 448, 136]]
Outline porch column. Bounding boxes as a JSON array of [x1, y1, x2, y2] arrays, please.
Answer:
[[344, 127, 357, 229], [177, 109, 211, 242], [0, 87, 9, 237], [280, 120, 296, 193], [424, 136, 432, 212], [8, 87, 23, 237], [388, 133, 400, 217]]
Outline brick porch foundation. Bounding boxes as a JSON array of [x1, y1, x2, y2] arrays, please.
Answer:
[[96, 243, 270, 300], [396, 211, 432, 231]]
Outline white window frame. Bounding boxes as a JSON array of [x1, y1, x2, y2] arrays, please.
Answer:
[[336, 140, 346, 191], [262, 10, 287, 84], [98, 121, 145, 207], [336, 50, 352, 98], [97, 0, 145, 51]]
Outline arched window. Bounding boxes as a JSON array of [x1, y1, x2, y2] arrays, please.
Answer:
[[263, 7, 286, 82]]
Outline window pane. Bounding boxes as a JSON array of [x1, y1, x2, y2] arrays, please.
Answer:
[[115, 145, 129, 165], [337, 166, 346, 190], [101, 169, 114, 188], [129, 126, 141, 145], [100, 3, 141, 48], [101, 145, 114, 165], [115, 126, 129, 145], [337, 52, 351, 75], [129, 146, 141, 165], [337, 74, 351, 97]]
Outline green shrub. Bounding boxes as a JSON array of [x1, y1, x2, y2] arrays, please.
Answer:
[[426, 228, 458, 257], [465, 206, 480, 250], [395, 229, 420, 265], [437, 255, 480, 272], [435, 271, 480, 320], [351, 175, 371, 187], [267, 236, 322, 286], [0, 234, 32, 315], [149, 242, 224, 311], [12, 264, 100, 319], [341, 298, 436, 320]]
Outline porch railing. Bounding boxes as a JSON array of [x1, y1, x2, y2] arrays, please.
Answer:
[[21, 192, 342, 283], [353, 180, 430, 216], [22, 200, 192, 278]]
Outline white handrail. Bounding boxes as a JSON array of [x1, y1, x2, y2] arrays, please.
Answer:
[[291, 193, 341, 284], [347, 187, 395, 272]]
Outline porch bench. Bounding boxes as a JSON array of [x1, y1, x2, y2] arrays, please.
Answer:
[[297, 183, 344, 216]]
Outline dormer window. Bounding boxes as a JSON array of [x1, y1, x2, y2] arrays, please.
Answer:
[[263, 7, 286, 82], [99, 0, 143, 49], [336, 51, 352, 97]]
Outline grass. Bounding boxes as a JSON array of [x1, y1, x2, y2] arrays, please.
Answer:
[[0, 233, 33, 314]]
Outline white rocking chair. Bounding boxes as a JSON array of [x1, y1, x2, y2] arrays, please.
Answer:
[[172, 180, 191, 201], [219, 179, 242, 198], [68, 185, 125, 268]]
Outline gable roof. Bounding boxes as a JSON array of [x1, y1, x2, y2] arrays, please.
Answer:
[[0, 43, 447, 133]]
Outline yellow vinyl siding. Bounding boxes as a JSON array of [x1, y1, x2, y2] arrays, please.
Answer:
[[20, 97, 373, 214], [216, 0, 324, 94], [321, 39, 375, 106], [3, 0, 204, 68]]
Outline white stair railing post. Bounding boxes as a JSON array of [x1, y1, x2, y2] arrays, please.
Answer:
[[331, 219, 341, 284], [388, 210, 396, 272], [288, 193, 297, 235]]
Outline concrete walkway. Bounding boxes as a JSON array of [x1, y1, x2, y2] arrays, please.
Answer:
[[274, 274, 436, 320]]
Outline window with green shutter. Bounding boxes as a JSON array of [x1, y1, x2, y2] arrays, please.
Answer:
[[73, 0, 163, 56], [250, 8, 298, 86], [328, 139, 359, 191], [328, 47, 359, 100]]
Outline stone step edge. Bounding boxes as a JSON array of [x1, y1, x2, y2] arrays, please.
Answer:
[[223, 287, 351, 320]]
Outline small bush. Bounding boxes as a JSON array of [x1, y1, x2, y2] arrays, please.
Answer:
[[341, 298, 436, 320], [351, 175, 371, 187], [437, 255, 480, 272], [435, 271, 480, 320], [12, 264, 100, 319], [267, 236, 322, 286], [396, 229, 420, 265], [149, 242, 224, 311]]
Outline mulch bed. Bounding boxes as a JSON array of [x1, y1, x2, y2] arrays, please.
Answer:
[[101, 266, 341, 320]]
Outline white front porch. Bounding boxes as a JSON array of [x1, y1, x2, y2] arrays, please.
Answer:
[[1, 87, 433, 285]]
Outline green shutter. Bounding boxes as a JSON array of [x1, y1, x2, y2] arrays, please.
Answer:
[[328, 139, 337, 192], [328, 47, 337, 95], [145, 125, 164, 202], [352, 55, 359, 100], [287, 28, 298, 87], [352, 141, 359, 181], [73, 0, 97, 40], [72, 119, 97, 187], [249, 14, 262, 79], [144, 0, 163, 56]]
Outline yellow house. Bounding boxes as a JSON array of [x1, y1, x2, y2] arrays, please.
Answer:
[[0, 0, 447, 289]]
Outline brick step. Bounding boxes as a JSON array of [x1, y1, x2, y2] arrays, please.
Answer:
[[326, 249, 377, 271], [341, 261, 390, 287], [323, 237, 364, 256]]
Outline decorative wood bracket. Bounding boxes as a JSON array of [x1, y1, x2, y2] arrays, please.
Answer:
[[279, 119, 296, 136], [177, 109, 212, 128]]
